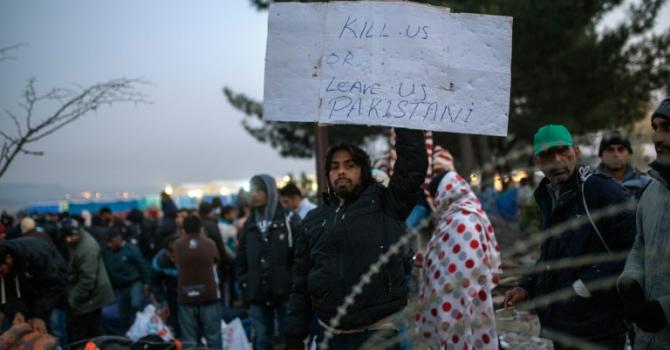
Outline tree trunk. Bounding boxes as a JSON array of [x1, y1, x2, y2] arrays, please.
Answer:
[[315, 124, 329, 203], [457, 134, 476, 176]]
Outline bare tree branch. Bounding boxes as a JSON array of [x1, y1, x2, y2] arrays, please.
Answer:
[[0, 43, 28, 61], [19, 148, 44, 156], [0, 77, 151, 178], [6, 109, 23, 137]]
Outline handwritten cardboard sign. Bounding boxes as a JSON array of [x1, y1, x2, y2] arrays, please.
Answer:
[[263, 1, 512, 136]]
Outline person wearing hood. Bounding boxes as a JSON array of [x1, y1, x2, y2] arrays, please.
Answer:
[[286, 128, 428, 350], [617, 98, 670, 349], [416, 170, 502, 349], [237, 174, 301, 350], [596, 131, 651, 201]]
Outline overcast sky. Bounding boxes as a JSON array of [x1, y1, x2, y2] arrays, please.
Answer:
[[1, 1, 668, 200], [0, 0, 314, 195]]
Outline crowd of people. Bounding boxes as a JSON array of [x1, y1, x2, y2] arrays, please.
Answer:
[[0, 98, 669, 350]]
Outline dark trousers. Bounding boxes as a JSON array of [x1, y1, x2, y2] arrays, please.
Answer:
[[68, 308, 102, 348], [116, 282, 145, 330], [553, 333, 626, 350], [249, 302, 287, 350], [315, 328, 400, 350]]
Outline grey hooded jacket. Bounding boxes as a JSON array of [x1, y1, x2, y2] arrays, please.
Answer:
[[237, 174, 302, 305], [619, 163, 670, 349]]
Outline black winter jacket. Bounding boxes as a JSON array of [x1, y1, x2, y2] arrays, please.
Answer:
[[0, 237, 68, 320], [519, 165, 636, 338], [286, 128, 428, 345], [237, 205, 302, 305]]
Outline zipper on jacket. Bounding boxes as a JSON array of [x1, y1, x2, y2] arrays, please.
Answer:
[[333, 204, 347, 300]]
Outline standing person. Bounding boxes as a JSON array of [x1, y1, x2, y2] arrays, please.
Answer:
[[503, 125, 636, 349], [218, 205, 239, 307], [238, 174, 301, 350], [596, 131, 651, 201], [415, 170, 502, 349], [279, 182, 317, 220], [199, 201, 230, 300], [61, 218, 115, 346], [218, 205, 238, 259], [102, 228, 151, 331], [174, 215, 222, 349], [286, 128, 428, 350], [99, 207, 128, 237], [617, 98, 670, 349], [160, 192, 178, 224], [151, 234, 180, 336], [0, 237, 68, 347]]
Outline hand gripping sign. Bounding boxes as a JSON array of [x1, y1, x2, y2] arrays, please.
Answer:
[[263, 1, 512, 137]]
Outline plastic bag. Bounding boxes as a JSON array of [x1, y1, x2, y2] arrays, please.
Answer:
[[221, 318, 251, 350], [126, 305, 174, 342]]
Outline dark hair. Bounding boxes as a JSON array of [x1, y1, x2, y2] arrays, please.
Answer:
[[183, 215, 201, 234], [221, 205, 235, 218], [324, 143, 374, 191], [211, 197, 223, 208], [99, 207, 112, 215], [599, 131, 632, 156], [127, 209, 144, 224], [198, 201, 212, 218], [250, 177, 268, 194], [106, 227, 123, 241], [279, 183, 302, 198], [164, 234, 180, 249]]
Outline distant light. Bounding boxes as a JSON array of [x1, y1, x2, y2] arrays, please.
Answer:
[[242, 182, 250, 192], [220, 187, 231, 196], [95, 192, 102, 199], [511, 170, 528, 183], [494, 175, 503, 192], [122, 192, 129, 199], [469, 172, 481, 187], [187, 189, 203, 198], [164, 185, 174, 196], [283, 175, 291, 183], [82, 192, 92, 200]]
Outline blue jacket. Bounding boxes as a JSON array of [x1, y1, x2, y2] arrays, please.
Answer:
[[519, 165, 636, 337], [595, 163, 651, 201]]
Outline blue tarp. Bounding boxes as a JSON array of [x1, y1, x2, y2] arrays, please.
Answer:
[[26, 201, 65, 215], [68, 199, 140, 215]]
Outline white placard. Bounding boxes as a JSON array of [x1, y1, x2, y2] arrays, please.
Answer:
[[263, 1, 512, 136]]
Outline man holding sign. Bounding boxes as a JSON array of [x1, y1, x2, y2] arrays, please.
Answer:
[[286, 128, 428, 349], [266, 2, 512, 348]]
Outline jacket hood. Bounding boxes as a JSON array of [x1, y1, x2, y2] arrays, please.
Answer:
[[251, 174, 279, 233]]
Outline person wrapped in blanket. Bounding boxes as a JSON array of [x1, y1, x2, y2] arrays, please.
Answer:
[[416, 170, 502, 349]]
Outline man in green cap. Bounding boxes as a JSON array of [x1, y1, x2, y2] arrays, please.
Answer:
[[504, 124, 636, 349]]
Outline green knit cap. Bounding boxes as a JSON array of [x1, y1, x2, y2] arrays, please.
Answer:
[[533, 125, 574, 155]]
